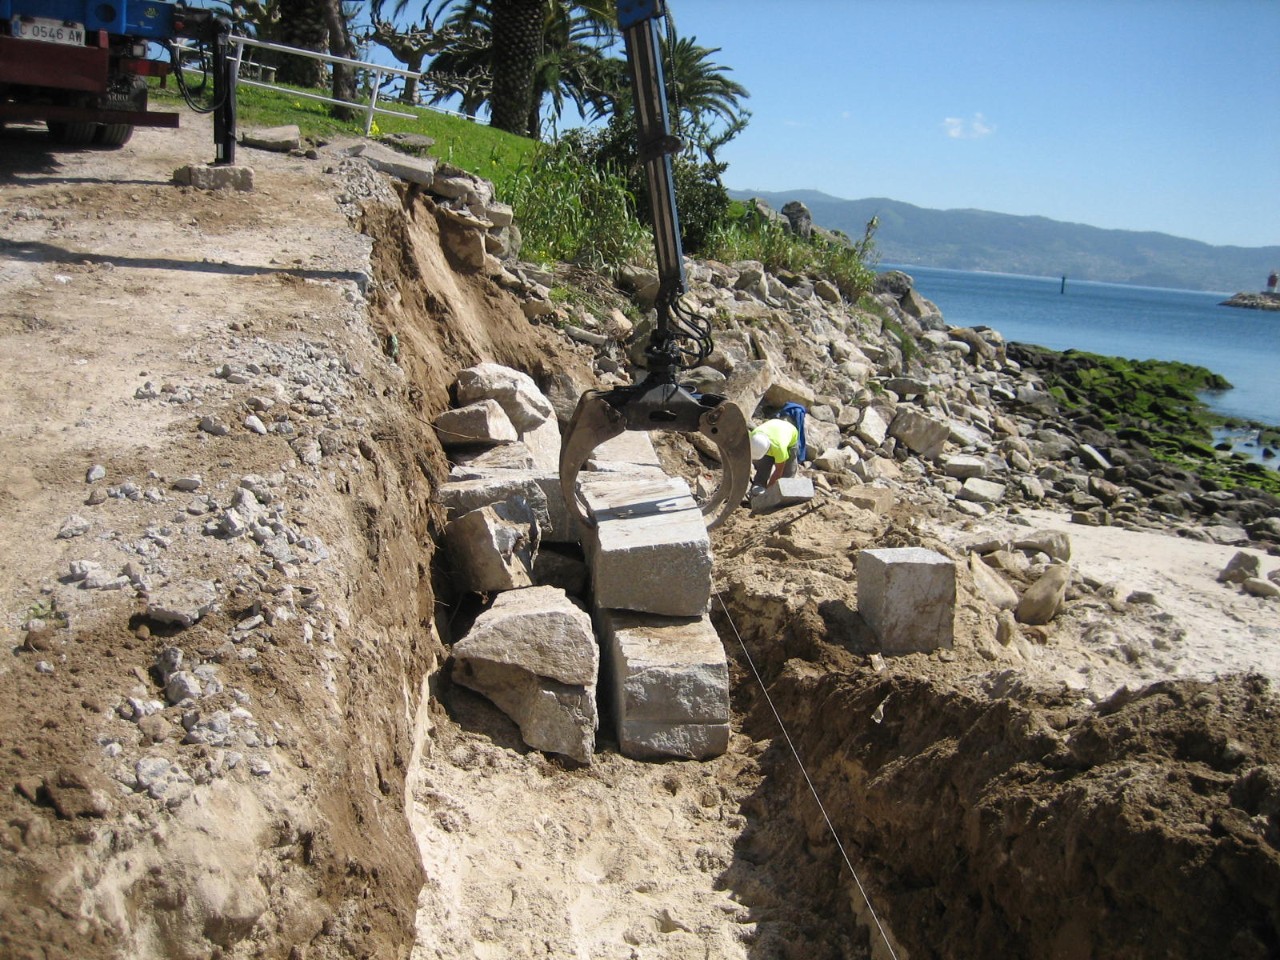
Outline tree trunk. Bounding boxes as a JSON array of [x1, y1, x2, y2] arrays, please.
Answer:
[[489, 0, 543, 137], [273, 0, 328, 88], [323, 0, 358, 121]]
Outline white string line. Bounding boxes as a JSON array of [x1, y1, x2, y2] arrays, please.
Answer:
[[714, 591, 901, 960]]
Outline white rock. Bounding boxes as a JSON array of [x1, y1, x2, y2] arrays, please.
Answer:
[[57, 515, 92, 539], [455, 363, 555, 431], [434, 399, 518, 447]]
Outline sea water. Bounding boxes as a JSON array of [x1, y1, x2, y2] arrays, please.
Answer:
[[889, 264, 1280, 429]]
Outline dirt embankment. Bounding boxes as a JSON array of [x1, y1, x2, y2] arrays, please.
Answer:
[[2, 108, 1278, 960], [0, 113, 566, 958]]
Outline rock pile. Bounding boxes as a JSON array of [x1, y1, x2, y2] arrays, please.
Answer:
[[435, 363, 732, 762]]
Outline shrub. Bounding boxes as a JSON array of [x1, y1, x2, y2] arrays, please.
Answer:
[[505, 139, 651, 271]]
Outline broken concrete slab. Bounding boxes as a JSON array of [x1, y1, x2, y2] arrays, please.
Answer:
[[858, 547, 956, 655], [346, 140, 436, 186], [443, 502, 535, 594], [451, 586, 598, 763], [750, 476, 815, 513], [434, 399, 518, 447], [241, 124, 301, 152], [580, 475, 712, 617]]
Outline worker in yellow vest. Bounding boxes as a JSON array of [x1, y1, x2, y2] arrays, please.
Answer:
[[748, 417, 800, 493]]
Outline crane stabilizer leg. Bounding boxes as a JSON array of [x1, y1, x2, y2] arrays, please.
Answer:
[[557, 0, 751, 532]]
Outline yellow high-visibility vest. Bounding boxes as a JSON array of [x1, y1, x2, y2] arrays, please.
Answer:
[[752, 419, 798, 463]]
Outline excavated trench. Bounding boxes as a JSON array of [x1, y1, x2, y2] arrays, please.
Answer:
[[366, 190, 1280, 960]]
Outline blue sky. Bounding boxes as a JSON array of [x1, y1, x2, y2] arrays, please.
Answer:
[[660, 0, 1280, 249]]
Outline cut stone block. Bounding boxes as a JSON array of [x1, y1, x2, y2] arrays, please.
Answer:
[[580, 475, 712, 617], [846, 485, 894, 515], [451, 586, 598, 763], [750, 476, 815, 513], [596, 609, 729, 726], [889, 408, 951, 459], [520, 416, 562, 473], [172, 164, 254, 192], [588, 430, 663, 470], [434, 399, 517, 447], [455, 363, 555, 431], [444, 502, 535, 593], [452, 441, 536, 472], [615, 720, 730, 762], [242, 124, 301, 152], [858, 547, 956, 655]]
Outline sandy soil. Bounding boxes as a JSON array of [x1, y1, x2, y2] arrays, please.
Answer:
[[931, 507, 1280, 694]]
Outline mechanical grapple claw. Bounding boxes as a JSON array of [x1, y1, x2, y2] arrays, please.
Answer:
[[556, 0, 752, 535], [559, 380, 751, 533]]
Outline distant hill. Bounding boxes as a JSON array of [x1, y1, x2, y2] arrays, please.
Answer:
[[727, 190, 1279, 294]]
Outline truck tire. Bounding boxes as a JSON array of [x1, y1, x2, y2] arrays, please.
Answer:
[[47, 120, 99, 145], [95, 77, 147, 147]]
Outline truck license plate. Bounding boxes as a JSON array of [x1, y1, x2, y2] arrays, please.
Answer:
[[10, 16, 86, 46]]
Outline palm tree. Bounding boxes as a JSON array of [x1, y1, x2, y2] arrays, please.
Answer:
[[661, 33, 749, 158], [397, 1, 615, 136], [486, 0, 544, 134], [595, 26, 749, 163]]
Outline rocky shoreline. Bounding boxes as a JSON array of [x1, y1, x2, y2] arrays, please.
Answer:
[[1220, 291, 1280, 311], [532, 248, 1280, 555]]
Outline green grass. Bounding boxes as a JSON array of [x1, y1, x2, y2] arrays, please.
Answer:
[[151, 77, 535, 192]]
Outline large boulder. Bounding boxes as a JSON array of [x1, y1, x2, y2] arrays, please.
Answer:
[[781, 200, 813, 240], [455, 363, 555, 431], [452, 587, 599, 763], [443, 501, 537, 593]]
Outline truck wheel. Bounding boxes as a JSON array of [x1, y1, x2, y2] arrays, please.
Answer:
[[47, 121, 99, 145], [95, 77, 147, 148], [95, 121, 135, 147]]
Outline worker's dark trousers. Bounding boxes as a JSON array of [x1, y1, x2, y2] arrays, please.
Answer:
[[753, 457, 799, 487]]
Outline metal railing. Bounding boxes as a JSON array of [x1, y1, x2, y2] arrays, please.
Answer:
[[224, 34, 473, 136]]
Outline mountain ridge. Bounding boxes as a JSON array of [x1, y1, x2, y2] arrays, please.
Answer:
[[728, 190, 1279, 293]]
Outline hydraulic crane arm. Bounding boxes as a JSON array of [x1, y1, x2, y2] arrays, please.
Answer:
[[557, 0, 751, 533]]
